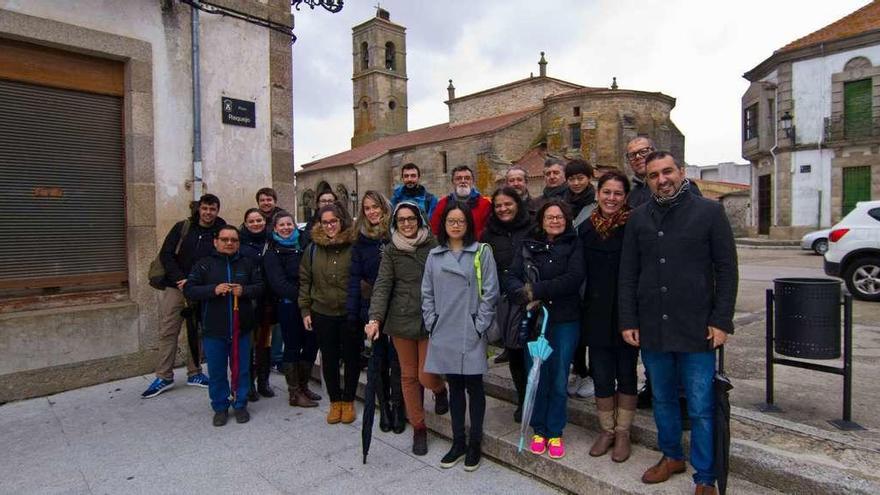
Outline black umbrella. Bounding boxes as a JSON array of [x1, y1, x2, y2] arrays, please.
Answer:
[[361, 337, 385, 464], [181, 300, 201, 366], [714, 346, 733, 495]]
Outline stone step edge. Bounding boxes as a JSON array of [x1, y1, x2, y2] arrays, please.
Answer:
[[479, 370, 880, 494]]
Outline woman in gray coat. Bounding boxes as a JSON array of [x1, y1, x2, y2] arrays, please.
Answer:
[[422, 201, 499, 472]]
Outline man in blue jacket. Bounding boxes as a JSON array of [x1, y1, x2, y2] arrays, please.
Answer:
[[390, 163, 437, 219], [619, 151, 737, 495], [184, 225, 264, 426]]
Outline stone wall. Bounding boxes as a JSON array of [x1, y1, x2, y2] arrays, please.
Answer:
[[448, 77, 577, 125]]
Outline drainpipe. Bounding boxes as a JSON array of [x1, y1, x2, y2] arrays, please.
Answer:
[[769, 85, 779, 229], [191, 4, 204, 200]]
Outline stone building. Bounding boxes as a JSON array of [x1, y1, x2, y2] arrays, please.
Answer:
[[0, 1, 294, 401], [742, 1, 880, 238], [295, 10, 684, 220]]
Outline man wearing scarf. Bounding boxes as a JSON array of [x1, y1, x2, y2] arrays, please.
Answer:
[[429, 165, 492, 238], [529, 157, 569, 212], [618, 151, 737, 495]]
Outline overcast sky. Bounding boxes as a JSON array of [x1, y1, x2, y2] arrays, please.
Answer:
[[291, 0, 868, 169]]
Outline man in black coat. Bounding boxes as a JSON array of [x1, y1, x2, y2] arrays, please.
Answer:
[[626, 137, 701, 209], [141, 194, 226, 399], [185, 225, 264, 425], [619, 151, 737, 494]]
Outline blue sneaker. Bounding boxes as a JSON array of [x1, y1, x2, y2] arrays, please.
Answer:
[[141, 378, 174, 398], [187, 373, 210, 388]]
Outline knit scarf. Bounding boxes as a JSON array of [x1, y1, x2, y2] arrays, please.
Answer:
[[652, 178, 692, 207], [542, 183, 568, 199], [589, 206, 631, 240], [272, 230, 299, 247], [360, 217, 390, 241], [392, 227, 429, 253]]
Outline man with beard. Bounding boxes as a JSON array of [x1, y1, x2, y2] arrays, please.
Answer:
[[619, 151, 737, 495], [391, 163, 438, 219], [626, 137, 700, 209], [430, 165, 492, 238]]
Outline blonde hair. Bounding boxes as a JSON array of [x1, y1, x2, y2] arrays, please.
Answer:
[[356, 190, 392, 239]]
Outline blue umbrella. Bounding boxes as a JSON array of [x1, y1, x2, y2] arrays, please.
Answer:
[[518, 305, 552, 453]]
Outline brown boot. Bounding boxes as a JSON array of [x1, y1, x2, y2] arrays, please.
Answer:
[[298, 362, 322, 401], [283, 363, 317, 407], [327, 402, 343, 424], [695, 485, 717, 495], [641, 456, 686, 484], [612, 393, 637, 463], [589, 396, 616, 457], [340, 401, 356, 424]]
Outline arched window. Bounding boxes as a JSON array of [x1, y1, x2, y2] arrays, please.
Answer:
[[844, 56, 872, 71], [361, 41, 369, 70], [385, 42, 396, 71], [301, 189, 315, 222]]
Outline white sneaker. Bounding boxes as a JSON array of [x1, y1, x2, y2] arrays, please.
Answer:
[[576, 376, 595, 398], [566, 376, 584, 397]]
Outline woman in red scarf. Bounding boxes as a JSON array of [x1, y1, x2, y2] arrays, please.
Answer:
[[577, 170, 637, 463]]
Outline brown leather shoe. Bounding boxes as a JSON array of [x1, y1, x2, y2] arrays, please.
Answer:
[[695, 484, 717, 495], [340, 401, 356, 424], [641, 456, 686, 484], [290, 388, 318, 408], [327, 401, 343, 424]]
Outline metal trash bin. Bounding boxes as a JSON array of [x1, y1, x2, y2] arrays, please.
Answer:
[[773, 278, 841, 359]]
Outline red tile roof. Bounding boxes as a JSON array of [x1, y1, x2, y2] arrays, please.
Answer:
[[777, 1, 880, 53], [298, 107, 542, 173], [512, 146, 550, 179]]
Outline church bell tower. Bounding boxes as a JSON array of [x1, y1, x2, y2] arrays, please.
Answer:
[[351, 8, 408, 148]]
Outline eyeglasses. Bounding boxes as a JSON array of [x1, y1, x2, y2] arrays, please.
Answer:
[[321, 219, 340, 227], [625, 147, 654, 161], [318, 199, 335, 206], [217, 237, 240, 243], [445, 219, 466, 226], [397, 216, 418, 224], [544, 215, 565, 222]]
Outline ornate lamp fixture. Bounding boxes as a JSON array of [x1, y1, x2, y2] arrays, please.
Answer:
[[292, 0, 344, 13], [780, 111, 796, 141]]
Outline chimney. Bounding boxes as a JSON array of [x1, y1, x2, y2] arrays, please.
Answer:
[[538, 51, 547, 77], [447, 79, 455, 100]]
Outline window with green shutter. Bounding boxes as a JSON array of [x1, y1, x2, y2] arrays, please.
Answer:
[[844, 79, 872, 139], [843, 166, 872, 216]]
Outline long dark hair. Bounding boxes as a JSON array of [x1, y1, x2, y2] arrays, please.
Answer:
[[490, 186, 528, 225], [436, 201, 476, 247], [316, 202, 353, 232], [533, 199, 573, 238]]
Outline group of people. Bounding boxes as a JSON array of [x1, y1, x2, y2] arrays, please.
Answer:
[[142, 136, 737, 495]]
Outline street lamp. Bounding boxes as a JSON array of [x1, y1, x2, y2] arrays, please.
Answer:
[[291, 0, 343, 12], [781, 111, 795, 142]]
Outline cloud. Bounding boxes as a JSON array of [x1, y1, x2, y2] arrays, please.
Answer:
[[293, 0, 870, 169]]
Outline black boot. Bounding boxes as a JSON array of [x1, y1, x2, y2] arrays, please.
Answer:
[[247, 347, 259, 402], [464, 440, 482, 472], [256, 348, 275, 398], [412, 425, 428, 456], [440, 439, 467, 468], [434, 388, 449, 415], [391, 401, 406, 434], [637, 379, 653, 409], [379, 400, 393, 432]]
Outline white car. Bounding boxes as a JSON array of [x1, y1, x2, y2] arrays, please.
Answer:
[[824, 200, 880, 301], [801, 229, 831, 255]]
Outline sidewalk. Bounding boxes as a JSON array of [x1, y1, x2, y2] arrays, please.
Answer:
[[0, 371, 560, 495]]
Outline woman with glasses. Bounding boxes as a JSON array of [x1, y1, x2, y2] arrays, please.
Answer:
[[300, 189, 339, 249], [347, 191, 405, 434], [366, 202, 446, 456], [299, 203, 358, 425], [264, 211, 321, 408], [507, 199, 585, 460], [184, 225, 264, 426], [422, 202, 499, 472]]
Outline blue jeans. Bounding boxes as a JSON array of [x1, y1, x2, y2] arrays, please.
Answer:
[[526, 321, 579, 438], [204, 334, 252, 412], [270, 324, 283, 365], [642, 349, 716, 486]]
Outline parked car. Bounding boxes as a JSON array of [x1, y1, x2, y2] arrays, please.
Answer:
[[824, 200, 880, 301], [801, 229, 831, 255]]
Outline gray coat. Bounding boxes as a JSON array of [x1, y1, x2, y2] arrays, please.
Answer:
[[422, 242, 499, 375]]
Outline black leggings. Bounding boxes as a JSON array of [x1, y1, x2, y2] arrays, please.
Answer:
[[572, 341, 590, 378], [507, 347, 527, 408], [278, 301, 318, 365], [313, 312, 361, 402], [446, 374, 486, 444], [588, 344, 639, 398]]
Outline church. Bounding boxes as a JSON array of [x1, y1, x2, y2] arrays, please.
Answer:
[[294, 9, 685, 220]]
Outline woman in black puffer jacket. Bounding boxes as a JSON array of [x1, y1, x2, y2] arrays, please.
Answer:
[[480, 187, 532, 423], [240, 208, 275, 401]]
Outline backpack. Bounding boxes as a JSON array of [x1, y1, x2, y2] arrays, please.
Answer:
[[148, 219, 191, 290]]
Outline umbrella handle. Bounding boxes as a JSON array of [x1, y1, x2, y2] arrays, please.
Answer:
[[233, 295, 239, 311], [539, 306, 549, 338], [717, 345, 725, 374]]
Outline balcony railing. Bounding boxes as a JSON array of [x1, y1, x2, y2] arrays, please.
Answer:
[[824, 116, 879, 143]]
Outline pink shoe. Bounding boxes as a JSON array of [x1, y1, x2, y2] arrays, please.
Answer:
[[548, 437, 565, 459], [529, 434, 546, 455]]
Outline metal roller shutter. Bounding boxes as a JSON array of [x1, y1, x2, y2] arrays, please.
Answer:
[[0, 79, 126, 290]]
